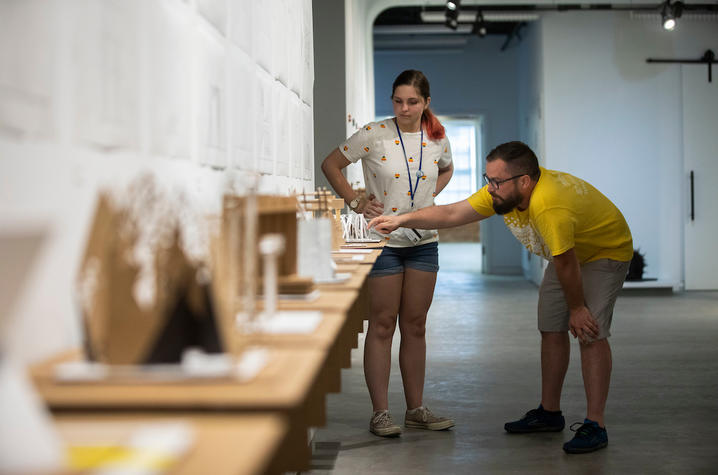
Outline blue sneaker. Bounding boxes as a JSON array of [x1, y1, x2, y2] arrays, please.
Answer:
[[504, 405, 565, 433], [562, 419, 608, 454]]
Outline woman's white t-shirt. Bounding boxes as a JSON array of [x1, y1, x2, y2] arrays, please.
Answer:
[[339, 118, 453, 247]]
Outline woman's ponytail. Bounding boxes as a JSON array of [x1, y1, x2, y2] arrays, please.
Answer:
[[422, 108, 445, 141]]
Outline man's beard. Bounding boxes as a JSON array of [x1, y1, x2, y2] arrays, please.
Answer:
[[491, 191, 522, 215]]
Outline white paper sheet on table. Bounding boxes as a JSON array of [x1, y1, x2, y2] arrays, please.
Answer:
[[315, 272, 351, 284], [332, 249, 373, 254], [254, 311, 322, 334], [279, 289, 320, 302], [53, 349, 270, 384]]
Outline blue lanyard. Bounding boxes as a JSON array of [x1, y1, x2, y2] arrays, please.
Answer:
[[394, 118, 423, 208]]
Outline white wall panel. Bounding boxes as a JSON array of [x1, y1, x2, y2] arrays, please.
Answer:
[[196, 26, 227, 168], [229, 48, 256, 171], [148, 0, 192, 159], [303, 103, 314, 181], [300, 0, 314, 105], [197, 0, 227, 36], [255, 70, 275, 175], [0, 0, 314, 363], [0, 0, 56, 140], [229, 0, 253, 54], [273, 0, 290, 85], [252, 0, 274, 74], [73, 0, 140, 150], [290, 94, 303, 179], [274, 83, 291, 177], [286, 0, 301, 93]]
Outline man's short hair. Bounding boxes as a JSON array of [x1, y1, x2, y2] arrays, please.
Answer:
[[486, 141, 540, 180]]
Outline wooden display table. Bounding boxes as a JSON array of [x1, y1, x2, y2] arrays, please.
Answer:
[[55, 413, 287, 475], [246, 310, 349, 393], [321, 263, 373, 338], [30, 347, 326, 473]]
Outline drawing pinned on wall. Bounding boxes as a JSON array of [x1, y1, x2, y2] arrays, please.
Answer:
[[229, 50, 256, 171], [251, 0, 273, 75], [272, 0, 290, 85], [197, 30, 227, 169], [73, 0, 139, 149], [283, 0, 301, 92], [197, 0, 227, 36], [148, 0, 191, 159], [255, 70, 275, 175], [0, 0, 55, 140], [303, 104, 314, 181], [228, 0, 253, 55], [274, 83, 291, 178], [301, 0, 314, 105], [291, 95, 303, 179]]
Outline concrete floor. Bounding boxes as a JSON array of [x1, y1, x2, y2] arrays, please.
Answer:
[[309, 243, 718, 474]]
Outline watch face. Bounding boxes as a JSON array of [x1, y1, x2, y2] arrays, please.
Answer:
[[350, 198, 359, 209]]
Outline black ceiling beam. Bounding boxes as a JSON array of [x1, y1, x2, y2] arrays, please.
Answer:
[[374, 3, 718, 25]]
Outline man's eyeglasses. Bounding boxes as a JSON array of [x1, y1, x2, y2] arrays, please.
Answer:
[[483, 173, 525, 189]]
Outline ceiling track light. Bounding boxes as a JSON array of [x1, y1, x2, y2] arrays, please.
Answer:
[[472, 11, 487, 38], [661, 0, 684, 30], [445, 0, 460, 30]]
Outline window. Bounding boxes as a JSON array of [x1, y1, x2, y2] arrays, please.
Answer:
[[435, 117, 482, 205]]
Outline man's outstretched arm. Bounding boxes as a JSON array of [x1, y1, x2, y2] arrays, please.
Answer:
[[369, 199, 487, 234]]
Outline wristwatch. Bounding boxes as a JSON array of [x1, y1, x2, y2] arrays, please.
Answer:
[[349, 197, 361, 210]]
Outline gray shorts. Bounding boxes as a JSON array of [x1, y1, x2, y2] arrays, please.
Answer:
[[538, 258, 629, 340]]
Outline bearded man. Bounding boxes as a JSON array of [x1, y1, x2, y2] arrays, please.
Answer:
[[369, 141, 633, 454]]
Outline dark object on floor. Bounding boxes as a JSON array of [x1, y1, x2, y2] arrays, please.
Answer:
[[626, 249, 646, 281]]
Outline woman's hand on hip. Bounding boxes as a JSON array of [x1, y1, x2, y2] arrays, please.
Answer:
[[360, 194, 384, 219]]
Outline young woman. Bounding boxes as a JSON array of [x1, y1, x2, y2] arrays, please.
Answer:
[[321, 69, 455, 437]]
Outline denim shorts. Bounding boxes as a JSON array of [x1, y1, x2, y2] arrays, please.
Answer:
[[368, 242, 439, 278]]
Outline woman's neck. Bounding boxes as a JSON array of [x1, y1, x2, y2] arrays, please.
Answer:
[[395, 117, 422, 133]]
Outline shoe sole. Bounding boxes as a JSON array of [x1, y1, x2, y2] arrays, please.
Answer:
[[370, 427, 402, 437], [563, 441, 608, 454], [405, 420, 455, 431], [505, 425, 565, 433]]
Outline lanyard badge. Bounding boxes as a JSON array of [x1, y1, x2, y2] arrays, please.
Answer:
[[394, 118, 423, 208]]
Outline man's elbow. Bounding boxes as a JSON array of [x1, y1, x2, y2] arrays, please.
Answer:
[[320, 157, 332, 176], [552, 249, 577, 267]]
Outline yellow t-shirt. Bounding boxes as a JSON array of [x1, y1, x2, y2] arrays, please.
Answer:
[[467, 167, 633, 263]]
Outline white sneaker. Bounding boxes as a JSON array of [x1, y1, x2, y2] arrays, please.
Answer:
[[370, 410, 402, 437], [405, 406, 455, 431]]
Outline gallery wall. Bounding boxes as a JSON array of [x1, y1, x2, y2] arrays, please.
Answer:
[[0, 0, 315, 363], [538, 11, 718, 286]]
